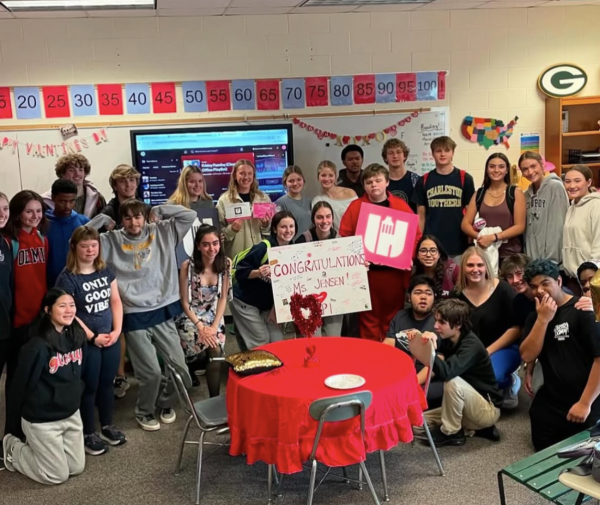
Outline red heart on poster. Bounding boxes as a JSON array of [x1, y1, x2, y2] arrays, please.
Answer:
[[307, 125, 315, 132], [384, 128, 391, 134], [369, 133, 376, 139], [293, 118, 300, 124], [306, 344, 317, 357], [391, 129, 397, 137], [315, 292, 327, 303], [342, 135, 350, 145], [355, 135, 362, 141]]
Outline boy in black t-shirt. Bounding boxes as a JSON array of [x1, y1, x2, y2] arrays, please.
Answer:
[[382, 138, 419, 210], [521, 259, 600, 451], [411, 136, 475, 261]]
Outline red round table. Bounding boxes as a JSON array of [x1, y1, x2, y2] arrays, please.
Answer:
[[226, 337, 427, 474]]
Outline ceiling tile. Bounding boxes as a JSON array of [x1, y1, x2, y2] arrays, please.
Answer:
[[158, 7, 226, 15], [290, 5, 360, 13], [87, 8, 156, 16], [354, 3, 424, 10], [417, 1, 488, 8], [542, 0, 598, 5], [226, 6, 293, 14]]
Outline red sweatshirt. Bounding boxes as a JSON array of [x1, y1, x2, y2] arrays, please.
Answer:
[[13, 228, 48, 328], [339, 192, 421, 277]]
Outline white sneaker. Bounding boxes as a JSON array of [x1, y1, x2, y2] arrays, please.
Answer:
[[2, 434, 17, 472], [136, 415, 161, 431], [160, 408, 177, 424], [502, 373, 521, 410]]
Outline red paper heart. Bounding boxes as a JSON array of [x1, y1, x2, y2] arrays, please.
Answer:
[[317, 133, 324, 140], [399, 120, 405, 126], [384, 128, 391, 134], [355, 135, 362, 141], [290, 293, 323, 337], [299, 122, 307, 128], [412, 111, 419, 118], [369, 133, 376, 139], [293, 118, 300, 124], [342, 135, 350, 145], [406, 117, 412, 123], [314, 128, 322, 135], [315, 292, 327, 303], [390, 129, 397, 137], [307, 125, 315, 132]]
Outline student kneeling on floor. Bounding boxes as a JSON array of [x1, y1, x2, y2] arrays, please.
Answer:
[[409, 299, 502, 447]]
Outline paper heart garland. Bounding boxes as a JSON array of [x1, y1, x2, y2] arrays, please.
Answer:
[[307, 125, 315, 132]]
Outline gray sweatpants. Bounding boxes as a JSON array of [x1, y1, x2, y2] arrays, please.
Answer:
[[230, 298, 283, 350], [125, 318, 187, 418], [314, 315, 344, 337], [11, 410, 85, 485]]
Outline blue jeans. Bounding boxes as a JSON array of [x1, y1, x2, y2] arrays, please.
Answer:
[[490, 344, 521, 390], [81, 340, 121, 434]]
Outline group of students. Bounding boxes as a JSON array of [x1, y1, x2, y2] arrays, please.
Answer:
[[1, 132, 600, 486]]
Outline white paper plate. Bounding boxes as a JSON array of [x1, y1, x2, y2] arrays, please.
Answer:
[[324, 374, 366, 390]]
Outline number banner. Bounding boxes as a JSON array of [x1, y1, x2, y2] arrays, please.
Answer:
[[43, 86, 70, 118], [330, 75, 353, 106], [355, 202, 419, 270], [375, 74, 396, 104], [125, 83, 150, 114], [281, 78, 305, 109], [353, 74, 375, 105], [438, 71, 446, 100], [305, 76, 328, 107], [0, 87, 13, 119], [182, 81, 207, 113], [232, 79, 256, 111], [416, 71, 438, 101], [97, 84, 123, 115], [70, 84, 97, 117], [256, 79, 279, 110], [151, 82, 176, 114], [269, 236, 371, 324], [14, 87, 41, 120], [206, 80, 231, 112], [396, 73, 417, 102]]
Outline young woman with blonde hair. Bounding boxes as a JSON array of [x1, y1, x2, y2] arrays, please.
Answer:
[[168, 165, 213, 214], [275, 165, 311, 240], [455, 246, 521, 408], [56, 226, 126, 455], [311, 160, 357, 231], [216, 159, 272, 259]]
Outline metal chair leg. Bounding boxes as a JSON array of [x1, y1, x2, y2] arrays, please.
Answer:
[[276, 473, 285, 497], [307, 460, 318, 505], [342, 466, 350, 484], [379, 451, 390, 501], [359, 461, 381, 505], [268, 464, 274, 504], [195, 430, 206, 505], [175, 416, 193, 474], [357, 466, 363, 490], [423, 422, 445, 476]]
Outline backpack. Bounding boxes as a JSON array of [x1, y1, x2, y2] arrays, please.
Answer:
[[12, 231, 46, 259], [475, 185, 517, 215], [231, 239, 271, 285]]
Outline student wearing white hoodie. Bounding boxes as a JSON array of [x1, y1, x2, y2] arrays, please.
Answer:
[[562, 165, 600, 293], [519, 151, 569, 265]]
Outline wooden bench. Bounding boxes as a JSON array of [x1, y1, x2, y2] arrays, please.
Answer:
[[498, 430, 595, 504]]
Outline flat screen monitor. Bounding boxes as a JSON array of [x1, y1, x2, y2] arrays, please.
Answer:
[[130, 124, 293, 206]]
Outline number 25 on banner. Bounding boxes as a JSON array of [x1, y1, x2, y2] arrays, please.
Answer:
[[43, 86, 70, 118], [0, 87, 13, 119], [152, 82, 176, 114], [97, 84, 123, 116], [206, 81, 231, 112]]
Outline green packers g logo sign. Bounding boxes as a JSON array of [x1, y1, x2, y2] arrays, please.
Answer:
[[538, 64, 587, 98]]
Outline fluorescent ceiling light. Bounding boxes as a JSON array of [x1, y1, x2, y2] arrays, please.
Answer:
[[1, 0, 155, 11]]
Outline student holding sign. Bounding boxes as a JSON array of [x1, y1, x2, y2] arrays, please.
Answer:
[[339, 164, 421, 342], [217, 160, 272, 260], [42, 154, 106, 219], [230, 211, 296, 349]]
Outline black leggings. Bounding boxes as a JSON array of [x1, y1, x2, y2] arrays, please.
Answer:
[[188, 346, 225, 398]]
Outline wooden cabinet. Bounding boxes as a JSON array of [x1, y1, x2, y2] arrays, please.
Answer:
[[545, 95, 600, 181]]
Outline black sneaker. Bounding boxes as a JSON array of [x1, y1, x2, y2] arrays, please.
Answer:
[[84, 433, 109, 456], [418, 426, 466, 447], [474, 425, 501, 442], [101, 425, 127, 446]]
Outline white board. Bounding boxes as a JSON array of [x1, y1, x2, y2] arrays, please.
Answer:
[[0, 108, 448, 201]]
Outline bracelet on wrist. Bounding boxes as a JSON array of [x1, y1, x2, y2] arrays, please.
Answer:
[[194, 320, 201, 327], [90, 333, 98, 344]]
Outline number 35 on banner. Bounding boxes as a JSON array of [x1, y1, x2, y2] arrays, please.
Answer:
[[152, 82, 176, 114]]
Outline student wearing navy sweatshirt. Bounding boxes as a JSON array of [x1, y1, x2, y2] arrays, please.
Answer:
[[230, 211, 296, 350], [46, 179, 89, 287], [3, 288, 87, 485]]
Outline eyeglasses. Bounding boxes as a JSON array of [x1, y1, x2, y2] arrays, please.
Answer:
[[418, 248, 439, 256]]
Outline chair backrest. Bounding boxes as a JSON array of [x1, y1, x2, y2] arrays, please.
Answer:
[[166, 355, 196, 420], [408, 336, 436, 395], [308, 391, 373, 461]]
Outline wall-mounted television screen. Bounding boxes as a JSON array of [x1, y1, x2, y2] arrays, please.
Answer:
[[131, 124, 293, 206]]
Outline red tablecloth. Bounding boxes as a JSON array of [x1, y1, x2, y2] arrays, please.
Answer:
[[226, 337, 427, 474]]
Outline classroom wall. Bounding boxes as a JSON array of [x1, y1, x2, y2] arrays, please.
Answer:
[[1, 6, 599, 197]]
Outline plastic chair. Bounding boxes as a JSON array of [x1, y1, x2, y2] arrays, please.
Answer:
[[269, 391, 381, 505], [167, 356, 229, 505]]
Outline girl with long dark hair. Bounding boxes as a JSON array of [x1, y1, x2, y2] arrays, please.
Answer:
[[56, 226, 126, 455], [176, 225, 230, 397], [3, 288, 86, 485], [413, 234, 459, 299], [462, 153, 526, 262]]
